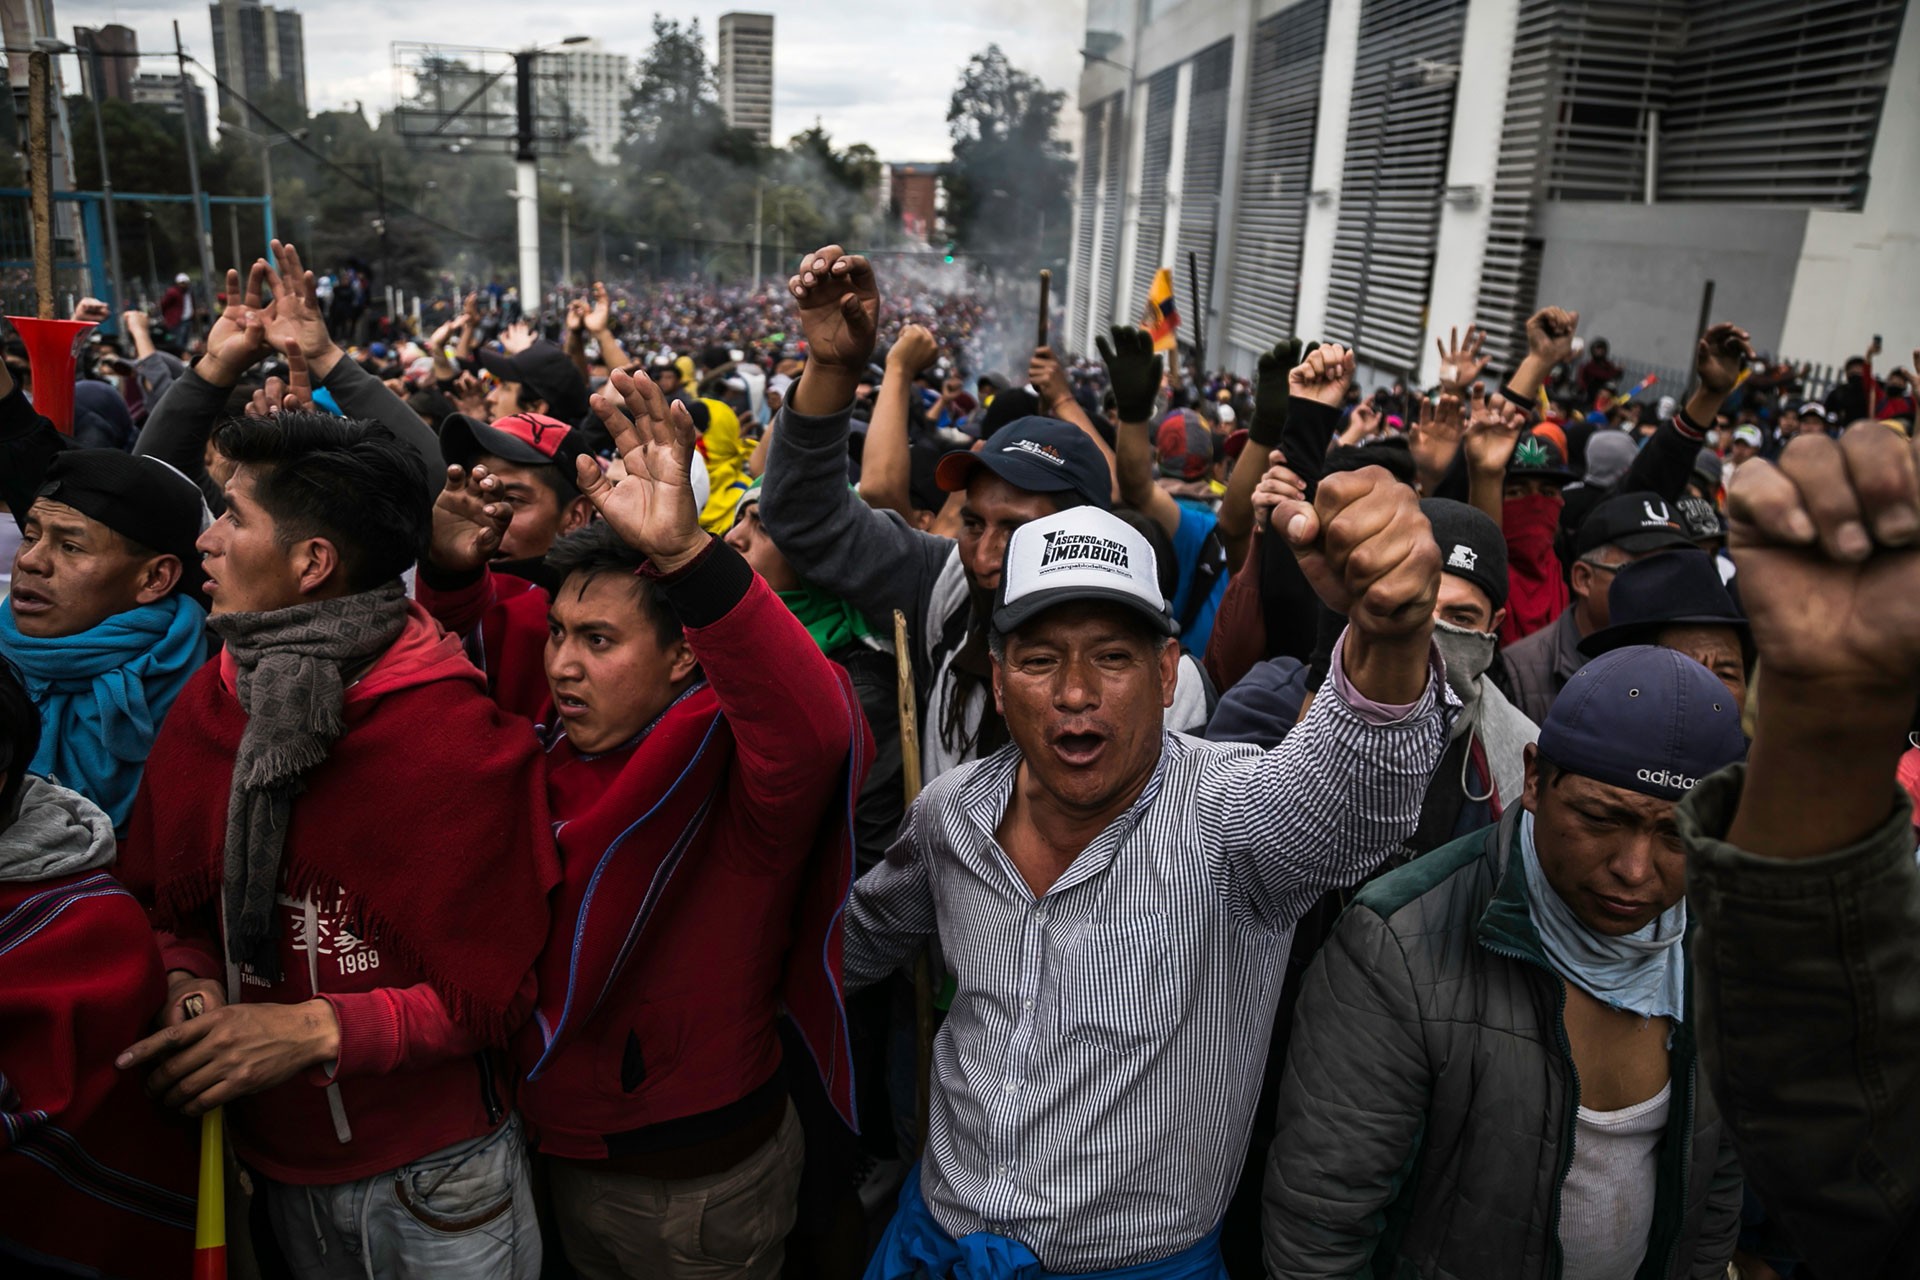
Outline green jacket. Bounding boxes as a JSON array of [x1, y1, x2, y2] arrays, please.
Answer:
[[1681, 764, 1920, 1278], [1263, 807, 1742, 1279]]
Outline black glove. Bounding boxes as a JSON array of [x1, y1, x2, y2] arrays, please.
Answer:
[[1096, 325, 1163, 424], [1249, 338, 1311, 447]]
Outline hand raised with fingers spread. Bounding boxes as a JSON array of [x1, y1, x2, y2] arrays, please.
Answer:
[[788, 245, 879, 371], [1436, 325, 1489, 394], [577, 367, 709, 572], [1288, 343, 1356, 410], [1695, 322, 1755, 396], [430, 463, 512, 573], [500, 320, 535, 355], [261, 240, 339, 376], [1273, 465, 1441, 643], [1095, 325, 1163, 424], [1407, 393, 1466, 490], [1727, 424, 1920, 688], [1463, 385, 1527, 474]]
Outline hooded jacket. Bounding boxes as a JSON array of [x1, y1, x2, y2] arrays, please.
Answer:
[[1264, 807, 1742, 1279], [0, 778, 197, 1278]]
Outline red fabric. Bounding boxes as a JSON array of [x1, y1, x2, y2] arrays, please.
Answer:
[[120, 606, 559, 1184], [415, 570, 554, 723], [1899, 749, 1920, 842], [1203, 539, 1269, 693], [1499, 493, 1570, 647], [0, 869, 197, 1277], [452, 567, 874, 1157]]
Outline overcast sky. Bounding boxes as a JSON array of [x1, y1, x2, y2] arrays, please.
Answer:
[[62, 0, 1088, 160]]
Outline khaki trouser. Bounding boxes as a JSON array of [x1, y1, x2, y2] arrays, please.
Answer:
[[545, 1102, 804, 1280]]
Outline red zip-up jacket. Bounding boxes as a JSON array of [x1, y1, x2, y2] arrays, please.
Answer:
[[418, 539, 871, 1157]]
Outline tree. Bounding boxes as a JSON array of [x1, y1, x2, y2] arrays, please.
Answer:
[[944, 45, 1075, 274]]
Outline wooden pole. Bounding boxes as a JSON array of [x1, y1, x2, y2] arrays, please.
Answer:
[[894, 609, 933, 1157], [27, 51, 54, 319], [1188, 250, 1206, 383]]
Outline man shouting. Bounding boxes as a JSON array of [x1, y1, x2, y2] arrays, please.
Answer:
[[843, 467, 1453, 1277]]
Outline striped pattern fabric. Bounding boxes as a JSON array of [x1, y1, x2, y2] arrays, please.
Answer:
[[844, 662, 1449, 1271], [0, 871, 128, 960]]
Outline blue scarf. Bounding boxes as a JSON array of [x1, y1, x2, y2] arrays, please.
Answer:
[[865, 1167, 1226, 1280], [0, 592, 208, 830], [1519, 810, 1686, 1021]]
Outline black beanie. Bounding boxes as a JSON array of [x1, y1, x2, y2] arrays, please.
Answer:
[[36, 448, 205, 573], [1420, 497, 1508, 611]]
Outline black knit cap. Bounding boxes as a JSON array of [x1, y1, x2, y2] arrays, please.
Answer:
[[1420, 497, 1508, 610], [35, 449, 204, 574]]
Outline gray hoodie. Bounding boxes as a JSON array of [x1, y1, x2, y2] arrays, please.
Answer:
[[0, 775, 116, 882]]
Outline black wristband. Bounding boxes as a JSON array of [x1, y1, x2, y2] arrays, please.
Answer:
[[648, 535, 753, 630], [417, 559, 485, 593]]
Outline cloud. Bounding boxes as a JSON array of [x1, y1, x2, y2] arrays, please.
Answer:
[[64, 0, 1089, 159]]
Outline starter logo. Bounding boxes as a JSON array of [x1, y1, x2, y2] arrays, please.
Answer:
[[1447, 544, 1478, 572], [1040, 531, 1131, 571]]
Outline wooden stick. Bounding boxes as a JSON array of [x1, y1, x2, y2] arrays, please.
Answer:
[[1037, 268, 1051, 350], [27, 51, 53, 320], [894, 609, 933, 1158]]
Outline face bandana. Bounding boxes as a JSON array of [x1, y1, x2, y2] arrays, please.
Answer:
[[1432, 618, 1496, 714], [1519, 810, 1686, 1021]]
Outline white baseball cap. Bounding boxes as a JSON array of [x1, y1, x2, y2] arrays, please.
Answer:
[[992, 507, 1175, 637]]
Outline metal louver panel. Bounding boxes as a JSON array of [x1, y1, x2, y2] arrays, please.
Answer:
[[1658, 0, 1905, 207], [1173, 39, 1234, 346], [1322, 0, 1469, 374], [1129, 68, 1180, 319], [1096, 90, 1128, 332], [1069, 96, 1112, 353], [1226, 0, 1327, 353]]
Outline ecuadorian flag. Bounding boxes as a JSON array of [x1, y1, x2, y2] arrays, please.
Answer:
[[1142, 267, 1179, 353]]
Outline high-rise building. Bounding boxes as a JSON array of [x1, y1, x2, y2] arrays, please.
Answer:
[[132, 71, 211, 146], [0, 0, 78, 191], [560, 40, 630, 165], [717, 12, 774, 145], [73, 24, 138, 103], [208, 0, 307, 119], [1068, 0, 1918, 378], [886, 162, 945, 245]]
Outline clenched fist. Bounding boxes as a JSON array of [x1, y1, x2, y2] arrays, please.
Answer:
[[1274, 466, 1440, 645]]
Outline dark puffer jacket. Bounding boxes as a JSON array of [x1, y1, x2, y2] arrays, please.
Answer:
[[1263, 807, 1742, 1279]]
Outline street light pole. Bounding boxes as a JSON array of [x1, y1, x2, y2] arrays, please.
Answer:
[[173, 21, 216, 294]]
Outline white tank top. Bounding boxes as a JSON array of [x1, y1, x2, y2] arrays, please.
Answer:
[[1559, 1079, 1672, 1280]]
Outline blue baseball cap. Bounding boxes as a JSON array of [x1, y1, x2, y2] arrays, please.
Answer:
[[1538, 646, 1746, 801], [935, 416, 1113, 511]]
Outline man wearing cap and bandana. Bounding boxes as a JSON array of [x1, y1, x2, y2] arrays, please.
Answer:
[[1501, 491, 1696, 725], [1265, 645, 1746, 1279], [0, 362, 208, 832], [761, 247, 1211, 785]]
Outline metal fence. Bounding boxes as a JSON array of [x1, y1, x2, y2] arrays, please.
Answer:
[[1612, 350, 1845, 411]]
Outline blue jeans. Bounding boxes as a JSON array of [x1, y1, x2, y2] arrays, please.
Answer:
[[264, 1113, 541, 1280]]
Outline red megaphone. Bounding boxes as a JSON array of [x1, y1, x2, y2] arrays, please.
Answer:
[[6, 316, 97, 434]]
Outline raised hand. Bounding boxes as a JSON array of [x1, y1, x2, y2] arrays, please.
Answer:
[[1028, 345, 1074, 413], [449, 371, 487, 419], [429, 463, 512, 573], [500, 319, 535, 355], [1727, 424, 1920, 687], [1253, 338, 1306, 441], [565, 298, 589, 333], [1407, 393, 1466, 490], [1095, 325, 1163, 423], [200, 260, 273, 386], [1695, 322, 1755, 396], [576, 367, 708, 572], [1272, 465, 1441, 647], [886, 323, 937, 375], [70, 296, 110, 325], [1525, 306, 1581, 365], [1339, 395, 1383, 446], [1250, 450, 1302, 532], [1436, 325, 1489, 394], [261, 240, 339, 377], [586, 281, 613, 333], [1463, 384, 1527, 474], [1288, 343, 1356, 410], [788, 245, 879, 371]]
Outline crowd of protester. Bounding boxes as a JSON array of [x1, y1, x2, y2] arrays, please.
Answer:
[[1, 232, 1916, 1280]]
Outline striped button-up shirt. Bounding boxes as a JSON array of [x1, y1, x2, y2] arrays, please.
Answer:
[[844, 650, 1451, 1272]]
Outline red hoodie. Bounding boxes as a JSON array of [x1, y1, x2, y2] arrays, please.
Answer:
[[420, 542, 873, 1159], [122, 604, 558, 1185]]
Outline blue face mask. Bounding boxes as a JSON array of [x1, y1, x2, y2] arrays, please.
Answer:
[[1519, 811, 1686, 1022]]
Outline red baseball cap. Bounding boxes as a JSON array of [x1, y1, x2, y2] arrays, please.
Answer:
[[440, 411, 584, 493]]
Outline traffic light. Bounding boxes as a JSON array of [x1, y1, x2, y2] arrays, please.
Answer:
[[943, 241, 956, 264]]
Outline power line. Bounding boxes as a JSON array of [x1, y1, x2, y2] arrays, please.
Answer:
[[181, 52, 483, 245]]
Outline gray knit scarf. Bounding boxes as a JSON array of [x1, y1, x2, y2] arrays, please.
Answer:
[[206, 581, 410, 975]]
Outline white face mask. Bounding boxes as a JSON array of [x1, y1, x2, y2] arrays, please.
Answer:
[[1432, 617, 1497, 708]]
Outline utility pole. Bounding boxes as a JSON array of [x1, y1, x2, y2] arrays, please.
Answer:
[[174, 21, 216, 293], [513, 50, 539, 314], [752, 181, 763, 286], [79, 35, 126, 313], [26, 50, 53, 317], [559, 180, 572, 286]]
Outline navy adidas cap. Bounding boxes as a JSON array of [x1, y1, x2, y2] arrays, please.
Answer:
[[1538, 645, 1746, 801], [935, 416, 1112, 511]]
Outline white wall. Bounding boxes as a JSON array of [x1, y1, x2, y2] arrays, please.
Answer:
[[1293, 0, 1361, 342], [1777, 8, 1920, 368], [1419, 0, 1519, 385], [1160, 60, 1195, 271]]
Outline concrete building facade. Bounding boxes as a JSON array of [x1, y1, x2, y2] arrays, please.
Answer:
[[561, 41, 630, 165], [131, 71, 211, 145], [717, 12, 774, 145], [209, 0, 307, 117], [73, 24, 138, 103], [1068, 0, 1916, 380]]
